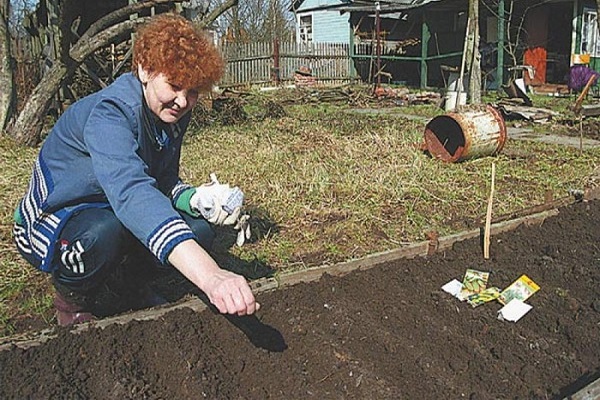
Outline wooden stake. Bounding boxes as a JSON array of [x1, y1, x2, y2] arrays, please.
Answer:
[[484, 163, 496, 259], [573, 74, 596, 115], [579, 116, 583, 153]]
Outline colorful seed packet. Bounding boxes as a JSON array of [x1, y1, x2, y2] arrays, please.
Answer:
[[467, 287, 501, 307], [498, 274, 540, 305], [458, 269, 490, 301]]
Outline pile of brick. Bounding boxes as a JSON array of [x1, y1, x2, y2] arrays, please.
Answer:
[[294, 66, 317, 87]]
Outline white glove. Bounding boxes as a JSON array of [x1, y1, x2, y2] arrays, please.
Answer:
[[190, 174, 244, 226], [235, 214, 251, 246]]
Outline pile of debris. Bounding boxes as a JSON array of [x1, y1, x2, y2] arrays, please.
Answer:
[[294, 66, 317, 87]]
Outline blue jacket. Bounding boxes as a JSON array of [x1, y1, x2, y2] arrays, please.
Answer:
[[13, 73, 196, 272]]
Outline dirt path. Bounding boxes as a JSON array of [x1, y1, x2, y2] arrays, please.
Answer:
[[1, 199, 599, 399]]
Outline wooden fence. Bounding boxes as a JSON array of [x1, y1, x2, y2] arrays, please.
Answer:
[[219, 41, 359, 87], [11, 36, 370, 100]]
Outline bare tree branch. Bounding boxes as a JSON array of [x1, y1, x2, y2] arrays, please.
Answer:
[[10, 0, 235, 145], [79, 0, 182, 41], [71, 18, 149, 61], [197, 0, 238, 29]]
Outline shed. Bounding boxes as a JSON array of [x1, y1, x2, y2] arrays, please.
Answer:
[[290, 0, 600, 92]]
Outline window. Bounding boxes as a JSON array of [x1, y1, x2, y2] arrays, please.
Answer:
[[298, 15, 313, 43], [581, 10, 600, 57]]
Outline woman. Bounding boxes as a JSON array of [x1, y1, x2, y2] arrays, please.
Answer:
[[13, 13, 259, 326]]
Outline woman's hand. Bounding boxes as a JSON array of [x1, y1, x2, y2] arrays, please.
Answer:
[[201, 268, 260, 315], [168, 239, 260, 315]]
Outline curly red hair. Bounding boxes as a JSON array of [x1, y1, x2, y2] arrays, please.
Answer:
[[132, 13, 224, 91]]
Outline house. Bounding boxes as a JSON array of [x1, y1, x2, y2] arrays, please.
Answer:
[[291, 0, 352, 43], [291, 0, 600, 92]]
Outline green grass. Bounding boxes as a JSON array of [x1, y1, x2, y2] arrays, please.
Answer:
[[1, 92, 599, 336]]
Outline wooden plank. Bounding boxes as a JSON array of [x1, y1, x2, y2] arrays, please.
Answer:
[[4, 186, 599, 355], [581, 104, 600, 117], [0, 205, 563, 352], [564, 377, 600, 400]]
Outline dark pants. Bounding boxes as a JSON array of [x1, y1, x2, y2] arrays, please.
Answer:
[[48, 208, 214, 294]]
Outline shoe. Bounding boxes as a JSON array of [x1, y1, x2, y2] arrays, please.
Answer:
[[53, 291, 95, 327]]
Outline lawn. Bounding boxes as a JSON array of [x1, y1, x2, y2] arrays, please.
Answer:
[[1, 87, 599, 336]]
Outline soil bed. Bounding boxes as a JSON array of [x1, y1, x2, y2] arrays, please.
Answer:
[[1, 199, 600, 399]]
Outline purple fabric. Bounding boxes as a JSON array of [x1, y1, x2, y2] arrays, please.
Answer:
[[569, 65, 600, 91]]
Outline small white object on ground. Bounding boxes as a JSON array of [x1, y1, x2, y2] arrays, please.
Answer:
[[497, 299, 532, 322], [441, 279, 463, 298]]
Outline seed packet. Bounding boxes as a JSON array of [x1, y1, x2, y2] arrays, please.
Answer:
[[458, 269, 490, 301], [498, 299, 533, 322], [467, 287, 501, 307], [498, 274, 540, 305]]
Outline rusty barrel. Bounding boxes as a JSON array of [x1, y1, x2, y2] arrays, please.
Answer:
[[424, 105, 507, 162]]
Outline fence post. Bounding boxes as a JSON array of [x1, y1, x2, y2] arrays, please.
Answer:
[[420, 11, 430, 88], [272, 38, 280, 84]]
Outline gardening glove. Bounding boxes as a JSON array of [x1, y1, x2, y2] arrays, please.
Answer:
[[190, 174, 244, 226], [234, 214, 251, 246]]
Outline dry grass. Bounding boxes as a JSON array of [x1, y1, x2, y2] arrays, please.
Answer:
[[1, 93, 599, 336], [0, 136, 52, 335]]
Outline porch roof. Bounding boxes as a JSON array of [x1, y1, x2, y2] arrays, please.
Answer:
[[291, 0, 448, 14]]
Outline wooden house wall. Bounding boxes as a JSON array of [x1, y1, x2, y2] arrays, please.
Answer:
[[312, 10, 350, 43], [295, 0, 351, 43], [295, 0, 345, 12]]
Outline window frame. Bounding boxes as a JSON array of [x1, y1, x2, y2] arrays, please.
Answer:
[[298, 14, 313, 43], [580, 9, 600, 57]]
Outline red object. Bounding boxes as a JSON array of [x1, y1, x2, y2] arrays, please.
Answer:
[[523, 7, 549, 85], [523, 47, 547, 85]]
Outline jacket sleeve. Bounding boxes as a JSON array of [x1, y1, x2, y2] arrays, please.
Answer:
[[83, 98, 195, 263]]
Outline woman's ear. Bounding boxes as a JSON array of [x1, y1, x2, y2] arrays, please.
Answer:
[[138, 65, 149, 84]]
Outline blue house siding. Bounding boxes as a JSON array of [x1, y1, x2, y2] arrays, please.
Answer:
[[295, 0, 350, 43], [296, 0, 343, 12], [312, 11, 350, 43]]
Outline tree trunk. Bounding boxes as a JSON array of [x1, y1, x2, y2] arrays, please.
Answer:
[[0, 0, 13, 131], [467, 0, 481, 104], [9, 0, 239, 146], [14, 63, 68, 145]]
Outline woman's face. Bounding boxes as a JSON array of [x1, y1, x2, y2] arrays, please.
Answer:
[[140, 69, 199, 124]]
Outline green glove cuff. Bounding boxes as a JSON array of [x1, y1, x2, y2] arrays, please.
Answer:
[[13, 206, 23, 225], [175, 187, 200, 217]]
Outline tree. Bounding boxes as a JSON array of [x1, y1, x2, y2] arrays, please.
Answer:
[[217, 0, 294, 43], [0, 0, 13, 130], [6, 0, 238, 146], [466, 0, 481, 104]]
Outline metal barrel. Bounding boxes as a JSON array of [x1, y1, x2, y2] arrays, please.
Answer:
[[423, 105, 507, 163]]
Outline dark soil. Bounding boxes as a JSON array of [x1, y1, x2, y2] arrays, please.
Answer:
[[1, 199, 600, 399]]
